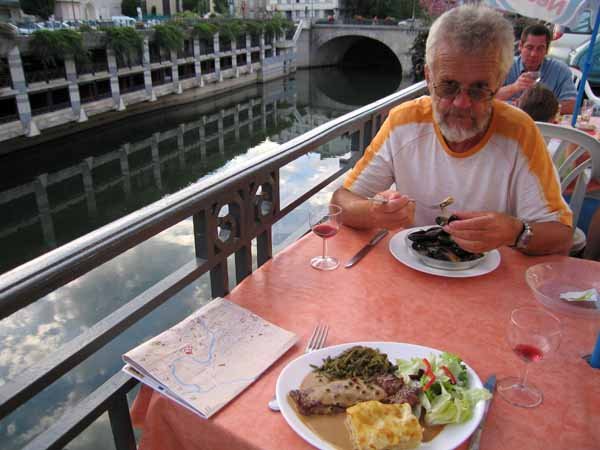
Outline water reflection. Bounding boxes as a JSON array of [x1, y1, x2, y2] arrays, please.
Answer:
[[0, 67, 409, 450]]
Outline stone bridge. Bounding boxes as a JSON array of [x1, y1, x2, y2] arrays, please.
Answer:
[[301, 24, 423, 76]]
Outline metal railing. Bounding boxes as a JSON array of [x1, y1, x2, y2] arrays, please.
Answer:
[[0, 81, 427, 450]]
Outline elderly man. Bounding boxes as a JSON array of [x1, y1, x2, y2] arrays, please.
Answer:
[[497, 24, 576, 114], [331, 5, 572, 255]]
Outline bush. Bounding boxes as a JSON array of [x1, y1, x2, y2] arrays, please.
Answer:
[[30, 29, 88, 68], [217, 20, 244, 41], [104, 26, 143, 66], [192, 22, 218, 39], [154, 23, 185, 51], [410, 29, 428, 82]]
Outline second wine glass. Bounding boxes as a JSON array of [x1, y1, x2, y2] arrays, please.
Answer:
[[308, 204, 342, 271], [497, 306, 561, 408]]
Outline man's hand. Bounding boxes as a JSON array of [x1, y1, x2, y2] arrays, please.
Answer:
[[513, 72, 537, 92], [330, 188, 415, 230], [496, 73, 536, 101], [369, 190, 416, 229], [443, 211, 522, 253]]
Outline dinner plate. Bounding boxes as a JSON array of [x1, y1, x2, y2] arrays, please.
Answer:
[[389, 227, 501, 278], [276, 342, 486, 450]]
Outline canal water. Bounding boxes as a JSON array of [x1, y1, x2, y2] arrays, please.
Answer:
[[0, 67, 410, 449]]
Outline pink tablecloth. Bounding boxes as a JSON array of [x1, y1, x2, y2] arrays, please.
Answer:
[[130, 226, 600, 450]]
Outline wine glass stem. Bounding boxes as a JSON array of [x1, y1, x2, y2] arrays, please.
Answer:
[[322, 237, 327, 259], [520, 362, 531, 387]]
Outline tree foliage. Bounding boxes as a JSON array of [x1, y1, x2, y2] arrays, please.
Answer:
[[418, 0, 457, 19], [121, 0, 139, 17], [192, 22, 218, 39], [19, 0, 55, 20], [104, 26, 143, 66], [29, 29, 88, 68], [214, 0, 228, 15], [346, 0, 426, 20], [154, 23, 185, 51]]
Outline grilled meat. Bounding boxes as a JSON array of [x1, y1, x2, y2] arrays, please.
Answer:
[[289, 374, 417, 416]]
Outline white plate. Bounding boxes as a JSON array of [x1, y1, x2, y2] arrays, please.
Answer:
[[389, 227, 501, 278], [276, 342, 486, 450]]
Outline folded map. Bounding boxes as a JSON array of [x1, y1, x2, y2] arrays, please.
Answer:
[[122, 298, 297, 418]]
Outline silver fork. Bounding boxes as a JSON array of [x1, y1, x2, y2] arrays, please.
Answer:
[[268, 322, 329, 412], [368, 194, 454, 210]]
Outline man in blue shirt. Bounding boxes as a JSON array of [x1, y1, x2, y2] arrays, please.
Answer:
[[497, 24, 576, 114]]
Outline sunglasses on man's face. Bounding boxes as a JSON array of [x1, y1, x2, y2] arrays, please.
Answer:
[[433, 81, 497, 102]]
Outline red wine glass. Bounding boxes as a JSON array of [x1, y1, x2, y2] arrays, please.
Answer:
[[497, 306, 561, 408], [308, 204, 342, 270]]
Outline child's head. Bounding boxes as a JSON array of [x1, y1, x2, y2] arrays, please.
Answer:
[[518, 84, 559, 123]]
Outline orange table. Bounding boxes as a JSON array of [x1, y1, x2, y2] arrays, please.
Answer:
[[130, 227, 600, 450]]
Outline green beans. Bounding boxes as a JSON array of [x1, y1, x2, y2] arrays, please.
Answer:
[[310, 346, 397, 380]]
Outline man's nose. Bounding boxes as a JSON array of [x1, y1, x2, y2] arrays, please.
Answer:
[[452, 89, 472, 108]]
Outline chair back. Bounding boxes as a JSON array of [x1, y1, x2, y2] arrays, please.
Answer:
[[536, 122, 600, 231], [570, 67, 600, 107]]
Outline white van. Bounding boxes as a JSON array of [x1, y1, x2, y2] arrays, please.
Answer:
[[111, 16, 136, 27]]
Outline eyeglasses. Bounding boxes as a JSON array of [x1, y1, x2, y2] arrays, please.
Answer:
[[433, 81, 497, 102]]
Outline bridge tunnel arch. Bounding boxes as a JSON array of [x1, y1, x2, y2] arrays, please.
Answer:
[[313, 36, 402, 74], [310, 36, 404, 105]]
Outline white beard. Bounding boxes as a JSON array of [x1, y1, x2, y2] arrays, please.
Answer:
[[433, 103, 492, 144]]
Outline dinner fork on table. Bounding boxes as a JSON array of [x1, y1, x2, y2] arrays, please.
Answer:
[[268, 322, 329, 412]]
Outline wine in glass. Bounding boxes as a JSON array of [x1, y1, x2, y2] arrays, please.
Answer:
[[497, 306, 561, 408], [308, 204, 342, 270]]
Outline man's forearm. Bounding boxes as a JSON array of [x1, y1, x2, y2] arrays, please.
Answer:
[[330, 188, 374, 229], [496, 84, 520, 101], [521, 221, 573, 255]]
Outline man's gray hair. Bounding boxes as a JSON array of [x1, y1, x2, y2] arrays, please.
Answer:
[[425, 5, 514, 82]]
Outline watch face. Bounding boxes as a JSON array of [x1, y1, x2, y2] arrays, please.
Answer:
[[517, 223, 533, 249]]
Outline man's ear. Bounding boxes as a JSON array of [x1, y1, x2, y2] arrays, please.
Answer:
[[425, 64, 431, 86], [518, 40, 523, 54]]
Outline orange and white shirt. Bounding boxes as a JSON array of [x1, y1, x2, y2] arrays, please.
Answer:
[[343, 96, 572, 227]]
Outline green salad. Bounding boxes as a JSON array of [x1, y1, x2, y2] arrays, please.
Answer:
[[396, 352, 491, 426]]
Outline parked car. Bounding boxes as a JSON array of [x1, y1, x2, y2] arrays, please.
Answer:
[[111, 16, 136, 27], [548, 8, 593, 63], [568, 36, 600, 86]]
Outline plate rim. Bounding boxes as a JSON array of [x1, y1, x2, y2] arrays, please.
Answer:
[[276, 341, 485, 450], [389, 227, 501, 278]]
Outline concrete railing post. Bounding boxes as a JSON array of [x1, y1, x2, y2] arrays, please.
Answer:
[[193, 38, 203, 86], [7, 45, 39, 137], [171, 49, 182, 94], [65, 56, 87, 122], [142, 37, 156, 101], [214, 33, 221, 82], [107, 48, 125, 111]]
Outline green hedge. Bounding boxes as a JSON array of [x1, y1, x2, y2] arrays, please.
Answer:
[[30, 29, 88, 67], [104, 27, 143, 65], [154, 23, 185, 51]]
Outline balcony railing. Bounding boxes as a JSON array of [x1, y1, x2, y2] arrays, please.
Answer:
[[0, 81, 428, 450], [25, 67, 67, 84], [77, 62, 109, 75]]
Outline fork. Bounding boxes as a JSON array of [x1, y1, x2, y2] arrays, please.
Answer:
[[368, 194, 454, 210], [268, 322, 329, 412]]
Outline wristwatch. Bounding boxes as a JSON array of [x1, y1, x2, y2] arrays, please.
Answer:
[[513, 221, 534, 249]]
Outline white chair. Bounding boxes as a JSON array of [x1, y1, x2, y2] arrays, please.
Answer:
[[570, 67, 600, 108], [536, 122, 600, 253]]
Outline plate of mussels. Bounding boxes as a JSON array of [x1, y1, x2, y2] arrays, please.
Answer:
[[389, 216, 501, 278]]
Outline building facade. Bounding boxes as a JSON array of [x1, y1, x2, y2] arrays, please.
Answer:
[[145, 0, 183, 16], [54, 0, 122, 20], [265, 0, 339, 21], [0, 26, 298, 142], [0, 0, 22, 22]]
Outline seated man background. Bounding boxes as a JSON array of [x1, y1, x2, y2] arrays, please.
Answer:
[[332, 5, 572, 256], [497, 24, 576, 114], [518, 84, 559, 123]]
